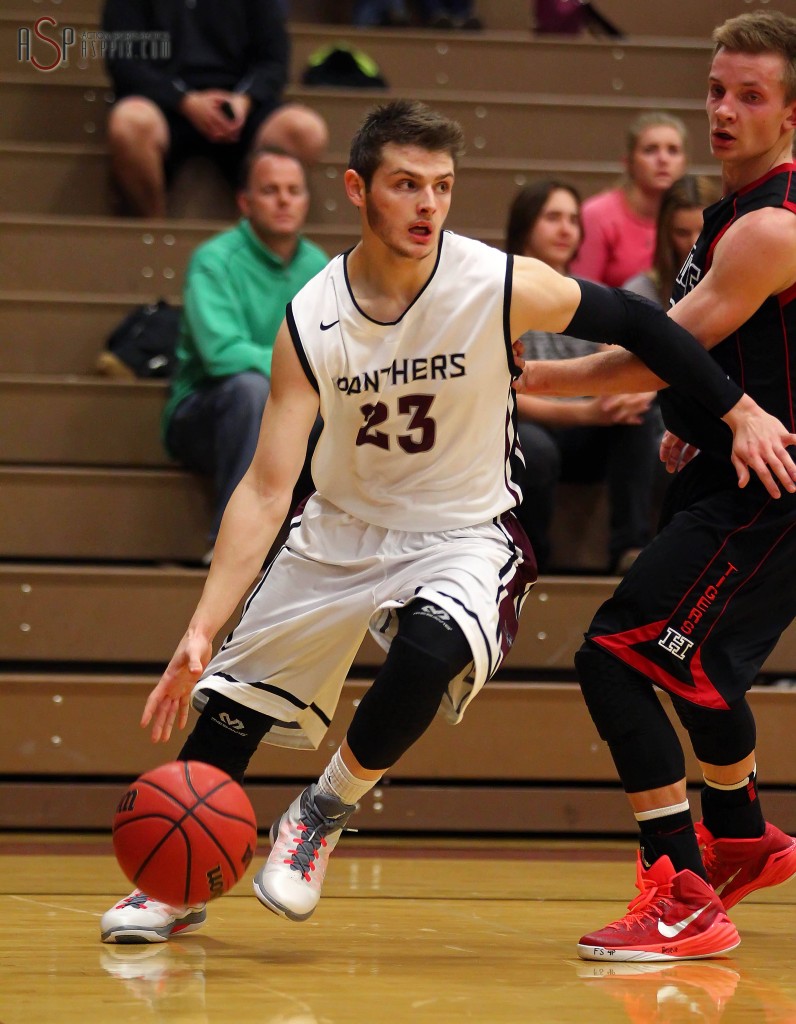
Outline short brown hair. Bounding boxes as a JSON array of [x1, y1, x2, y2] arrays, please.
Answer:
[[348, 99, 464, 188], [712, 11, 796, 103], [238, 145, 306, 192]]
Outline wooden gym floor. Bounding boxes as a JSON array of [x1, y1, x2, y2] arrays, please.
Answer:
[[2, 832, 796, 1024]]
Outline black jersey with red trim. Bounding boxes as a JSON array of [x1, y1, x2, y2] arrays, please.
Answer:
[[659, 162, 796, 457]]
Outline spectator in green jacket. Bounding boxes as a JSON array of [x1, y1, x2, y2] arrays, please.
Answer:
[[163, 146, 328, 561]]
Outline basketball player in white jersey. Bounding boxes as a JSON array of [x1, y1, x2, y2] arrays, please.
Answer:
[[101, 99, 796, 943]]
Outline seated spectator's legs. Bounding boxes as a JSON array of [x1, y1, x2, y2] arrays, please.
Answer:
[[515, 421, 561, 572], [604, 406, 663, 571], [251, 103, 329, 167], [166, 372, 270, 543], [108, 97, 327, 217], [107, 97, 170, 217], [352, 1, 409, 26], [554, 413, 662, 572]]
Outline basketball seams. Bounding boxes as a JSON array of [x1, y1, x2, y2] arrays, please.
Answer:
[[137, 775, 254, 825], [113, 814, 191, 894], [181, 764, 256, 882], [112, 762, 256, 904]]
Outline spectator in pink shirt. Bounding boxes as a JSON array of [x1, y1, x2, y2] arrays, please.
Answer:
[[570, 112, 688, 287]]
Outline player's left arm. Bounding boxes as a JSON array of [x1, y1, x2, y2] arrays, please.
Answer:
[[510, 220, 796, 497], [509, 255, 743, 416]]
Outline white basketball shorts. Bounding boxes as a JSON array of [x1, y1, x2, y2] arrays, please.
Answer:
[[193, 494, 536, 750]]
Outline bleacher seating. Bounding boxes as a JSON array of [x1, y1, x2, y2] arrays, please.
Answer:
[[1, 0, 794, 833]]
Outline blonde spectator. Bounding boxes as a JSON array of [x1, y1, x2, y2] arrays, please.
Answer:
[[570, 112, 688, 286]]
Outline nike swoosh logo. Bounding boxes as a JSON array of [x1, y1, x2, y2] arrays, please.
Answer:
[[320, 320, 339, 331], [714, 869, 742, 897], [657, 902, 711, 938]]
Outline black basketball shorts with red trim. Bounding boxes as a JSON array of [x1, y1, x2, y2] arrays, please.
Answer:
[[583, 456, 796, 709]]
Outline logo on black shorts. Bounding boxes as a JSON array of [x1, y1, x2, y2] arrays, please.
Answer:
[[657, 628, 695, 661]]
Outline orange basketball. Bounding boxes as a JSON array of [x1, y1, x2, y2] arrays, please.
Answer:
[[112, 761, 257, 906]]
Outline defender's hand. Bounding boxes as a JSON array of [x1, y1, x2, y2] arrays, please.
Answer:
[[723, 395, 796, 498]]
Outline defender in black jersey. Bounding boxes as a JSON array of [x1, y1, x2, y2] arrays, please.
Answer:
[[516, 11, 796, 961]]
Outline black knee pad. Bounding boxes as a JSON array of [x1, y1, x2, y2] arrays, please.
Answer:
[[575, 643, 644, 744], [347, 601, 473, 771], [178, 690, 274, 784], [396, 600, 474, 680], [575, 641, 685, 793], [670, 694, 756, 766]]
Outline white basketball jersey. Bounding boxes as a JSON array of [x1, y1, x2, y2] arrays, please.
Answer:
[[287, 231, 524, 532]]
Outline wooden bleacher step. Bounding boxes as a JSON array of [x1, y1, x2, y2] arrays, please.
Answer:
[[0, 467, 212, 562], [0, 375, 168, 467]]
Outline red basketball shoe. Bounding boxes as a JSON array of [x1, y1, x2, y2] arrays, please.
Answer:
[[696, 820, 796, 909], [578, 854, 740, 962]]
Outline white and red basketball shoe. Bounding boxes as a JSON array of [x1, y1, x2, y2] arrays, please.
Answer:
[[100, 889, 207, 944]]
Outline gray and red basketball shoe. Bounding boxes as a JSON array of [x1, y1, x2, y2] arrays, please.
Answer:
[[252, 784, 356, 922], [100, 889, 207, 944]]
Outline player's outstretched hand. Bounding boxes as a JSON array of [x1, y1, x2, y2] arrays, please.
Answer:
[[660, 430, 700, 474], [141, 632, 214, 743], [723, 396, 796, 499]]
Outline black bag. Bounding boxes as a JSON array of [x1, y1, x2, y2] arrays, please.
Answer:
[[302, 44, 388, 89], [97, 300, 181, 379]]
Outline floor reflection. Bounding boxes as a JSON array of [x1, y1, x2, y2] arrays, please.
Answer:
[[576, 958, 796, 1023]]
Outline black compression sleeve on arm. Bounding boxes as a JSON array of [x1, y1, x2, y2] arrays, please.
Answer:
[[565, 278, 743, 418]]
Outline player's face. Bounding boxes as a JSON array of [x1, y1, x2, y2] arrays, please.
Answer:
[[627, 126, 687, 196], [361, 143, 454, 260], [670, 205, 704, 263], [707, 49, 796, 175], [238, 154, 310, 244], [523, 187, 581, 274]]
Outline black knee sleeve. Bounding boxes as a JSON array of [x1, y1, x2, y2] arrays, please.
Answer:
[[670, 694, 756, 766], [575, 642, 686, 793], [347, 602, 473, 771], [178, 690, 274, 784]]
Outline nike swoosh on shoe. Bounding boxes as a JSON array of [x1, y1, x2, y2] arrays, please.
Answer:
[[657, 903, 711, 938], [714, 869, 742, 897]]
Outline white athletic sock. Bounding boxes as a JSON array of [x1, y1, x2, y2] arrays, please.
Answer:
[[317, 747, 382, 806]]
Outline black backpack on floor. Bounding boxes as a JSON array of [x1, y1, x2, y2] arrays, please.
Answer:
[[97, 300, 181, 380]]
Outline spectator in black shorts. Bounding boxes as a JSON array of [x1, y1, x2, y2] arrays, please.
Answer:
[[102, 0, 328, 217]]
